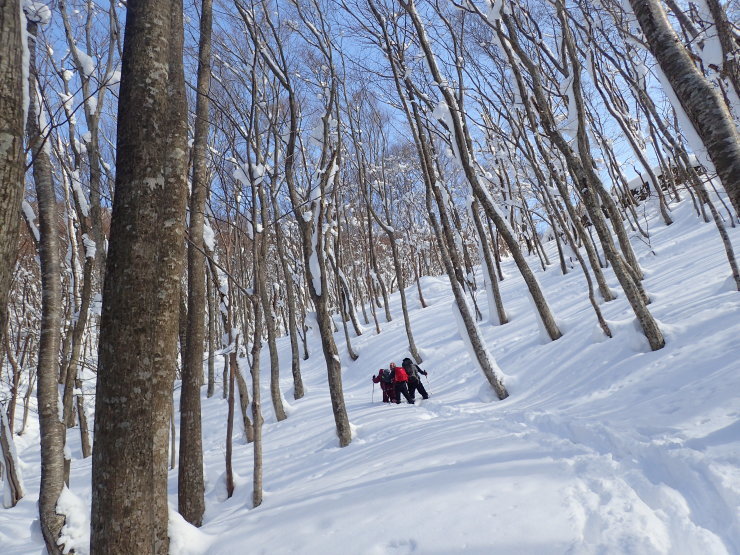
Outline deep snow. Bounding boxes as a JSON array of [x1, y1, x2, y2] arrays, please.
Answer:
[[1, 197, 739, 554]]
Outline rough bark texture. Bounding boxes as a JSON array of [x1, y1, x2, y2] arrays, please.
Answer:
[[27, 19, 68, 555], [90, 0, 188, 548], [629, 0, 740, 215], [179, 0, 212, 526], [0, 0, 24, 342]]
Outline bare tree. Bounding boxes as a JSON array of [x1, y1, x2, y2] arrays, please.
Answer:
[[399, 0, 563, 342], [240, 0, 352, 446]]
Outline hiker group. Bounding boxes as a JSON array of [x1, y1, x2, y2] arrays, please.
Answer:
[[372, 357, 429, 404]]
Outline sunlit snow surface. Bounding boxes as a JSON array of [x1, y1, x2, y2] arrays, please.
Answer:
[[1, 198, 738, 554]]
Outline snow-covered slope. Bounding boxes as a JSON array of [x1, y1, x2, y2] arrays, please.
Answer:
[[2, 198, 739, 554]]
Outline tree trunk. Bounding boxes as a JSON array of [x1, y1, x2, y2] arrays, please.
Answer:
[[470, 199, 507, 325], [412, 246, 428, 309], [331, 254, 359, 361], [178, 0, 212, 526], [389, 235, 422, 362], [628, 0, 740, 215], [1, 403, 24, 507], [250, 299, 263, 508], [90, 0, 188, 547], [4, 332, 26, 433], [75, 374, 92, 458], [26, 19, 68, 554], [428, 180, 508, 399], [207, 276, 216, 397], [0, 0, 24, 347], [274, 219, 304, 399], [257, 212, 286, 423], [225, 331, 237, 498], [368, 0, 508, 397]]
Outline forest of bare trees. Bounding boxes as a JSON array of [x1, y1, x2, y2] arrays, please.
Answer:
[[0, 0, 738, 552]]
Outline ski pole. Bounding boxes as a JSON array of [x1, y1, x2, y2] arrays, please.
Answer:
[[372, 382, 375, 403]]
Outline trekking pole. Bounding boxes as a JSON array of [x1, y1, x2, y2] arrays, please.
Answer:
[[372, 382, 375, 403]]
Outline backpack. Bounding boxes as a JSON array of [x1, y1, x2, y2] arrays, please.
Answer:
[[380, 369, 393, 384], [402, 359, 418, 380], [394, 367, 408, 382]]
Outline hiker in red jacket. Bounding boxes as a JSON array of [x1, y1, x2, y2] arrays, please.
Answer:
[[390, 362, 414, 404], [371, 368, 394, 403]]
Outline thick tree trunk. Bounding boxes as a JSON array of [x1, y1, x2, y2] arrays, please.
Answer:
[[628, 0, 740, 215], [90, 0, 188, 548], [298, 184, 352, 445], [0, 0, 24, 346]]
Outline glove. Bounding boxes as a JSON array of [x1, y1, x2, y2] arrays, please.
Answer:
[[422, 370, 428, 376]]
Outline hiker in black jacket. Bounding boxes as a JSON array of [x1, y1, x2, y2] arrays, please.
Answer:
[[402, 357, 429, 402]]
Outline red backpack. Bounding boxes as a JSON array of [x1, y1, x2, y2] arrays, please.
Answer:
[[393, 367, 408, 382]]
